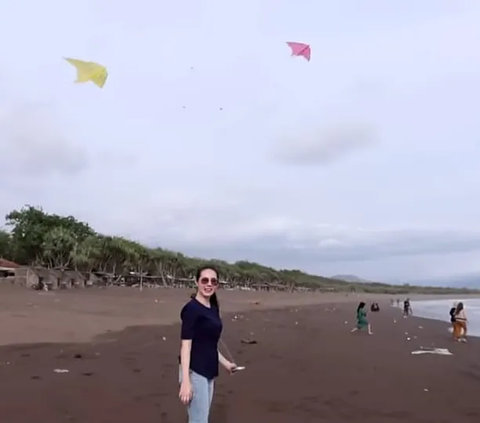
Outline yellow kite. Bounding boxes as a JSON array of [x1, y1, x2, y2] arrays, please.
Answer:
[[64, 57, 108, 88]]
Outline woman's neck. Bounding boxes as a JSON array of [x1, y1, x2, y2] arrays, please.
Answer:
[[195, 293, 211, 308]]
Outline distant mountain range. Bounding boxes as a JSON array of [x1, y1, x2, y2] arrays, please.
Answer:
[[408, 273, 480, 289]]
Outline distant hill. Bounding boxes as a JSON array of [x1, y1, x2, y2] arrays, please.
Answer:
[[332, 274, 369, 283], [409, 273, 480, 289]]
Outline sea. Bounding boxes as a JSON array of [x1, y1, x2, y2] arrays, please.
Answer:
[[411, 298, 480, 337]]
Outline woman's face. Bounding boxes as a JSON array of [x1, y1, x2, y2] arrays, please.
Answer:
[[196, 268, 219, 298]]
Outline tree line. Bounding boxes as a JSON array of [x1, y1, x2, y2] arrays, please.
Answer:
[[0, 205, 475, 294]]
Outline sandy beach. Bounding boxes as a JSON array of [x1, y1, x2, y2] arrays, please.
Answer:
[[1, 286, 479, 422]]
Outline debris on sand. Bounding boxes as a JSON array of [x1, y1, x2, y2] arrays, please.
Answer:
[[54, 369, 69, 373], [411, 348, 452, 356], [241, 339, 257, 345]]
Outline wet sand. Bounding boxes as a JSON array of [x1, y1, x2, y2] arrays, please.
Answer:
[[1, 286, 479, 422]]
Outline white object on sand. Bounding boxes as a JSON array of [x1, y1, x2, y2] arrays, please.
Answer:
[[54, 369, 69, 373], [232, 366, 245, 372], [411, 348, 452, 356]]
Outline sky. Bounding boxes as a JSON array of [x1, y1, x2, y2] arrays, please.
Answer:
[[1, 0, 480, 282]]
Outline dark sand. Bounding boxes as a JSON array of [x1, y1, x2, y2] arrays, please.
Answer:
[[1, 287, 480, 422]]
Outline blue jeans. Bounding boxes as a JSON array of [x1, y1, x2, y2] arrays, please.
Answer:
[[179, 368, 215, 423]]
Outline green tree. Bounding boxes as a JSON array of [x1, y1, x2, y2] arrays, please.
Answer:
[[0, 229, 12, 259], [71, 234, 103, 271], [6, 205, 94, 265], [42, 226, 77, 268]]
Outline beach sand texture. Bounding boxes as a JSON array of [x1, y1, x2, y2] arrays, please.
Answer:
[[0, 286, 479, 423]]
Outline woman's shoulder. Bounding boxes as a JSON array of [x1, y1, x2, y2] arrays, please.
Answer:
[[180, 298, 198, 316]]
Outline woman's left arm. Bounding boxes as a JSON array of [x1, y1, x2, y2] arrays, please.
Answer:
[[218, 351, 229, 367], [218, 350, 236, 371]]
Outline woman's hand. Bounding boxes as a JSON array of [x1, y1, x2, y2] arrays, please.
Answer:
[[179, 380, 193, 404], [222, 360, 238, 374]]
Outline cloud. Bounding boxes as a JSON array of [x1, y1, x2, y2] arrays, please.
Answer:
[[160, 220, 480, 281], [0, 102, 89, 178], [166, 220, 480, 263], [272, 120, 377, 165], [97, 197, 480, 270]]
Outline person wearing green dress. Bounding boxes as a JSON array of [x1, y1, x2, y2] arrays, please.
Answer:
[[351, 302, 373, 335]]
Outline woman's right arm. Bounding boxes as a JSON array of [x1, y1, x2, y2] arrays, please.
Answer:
[[179, 304, 196, 386], [180, 340, 192, 385]]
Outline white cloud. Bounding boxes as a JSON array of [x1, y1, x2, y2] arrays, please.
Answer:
[[0, 102, 88, 177], [272, 121, 377, 165]]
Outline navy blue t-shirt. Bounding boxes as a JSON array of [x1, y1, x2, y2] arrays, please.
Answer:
[[180, 298, 223, 380], [449, 307, 456, 323]]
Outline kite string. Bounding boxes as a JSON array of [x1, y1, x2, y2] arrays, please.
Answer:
[[219, 338, 235, 364]]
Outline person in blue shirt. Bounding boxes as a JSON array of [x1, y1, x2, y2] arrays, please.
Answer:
[[178, 265, 237, 423]]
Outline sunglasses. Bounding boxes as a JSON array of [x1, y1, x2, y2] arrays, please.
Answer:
[[199, 277, 219, 287]]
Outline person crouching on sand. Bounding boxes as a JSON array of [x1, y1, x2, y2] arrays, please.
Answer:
[[351, 302, 373, 335], [453, 302, 467, 343], [178, 265, 237, 423]]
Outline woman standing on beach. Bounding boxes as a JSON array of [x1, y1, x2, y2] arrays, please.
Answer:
[[403, 298, 412, 317], [351, 302, 373, 335], [178, 265, 237, 423], [453, 302, 467, 343]]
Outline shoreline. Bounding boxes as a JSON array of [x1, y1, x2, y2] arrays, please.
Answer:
[[410, 297, 480, 338]]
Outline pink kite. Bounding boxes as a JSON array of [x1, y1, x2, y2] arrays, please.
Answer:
[[286, 42, 311, 61]]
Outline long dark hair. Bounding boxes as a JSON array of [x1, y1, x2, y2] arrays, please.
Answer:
[[455, 302, 464, 315], [191, 265, 220, 309], [357, 302, 366, 313]]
